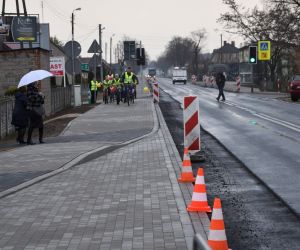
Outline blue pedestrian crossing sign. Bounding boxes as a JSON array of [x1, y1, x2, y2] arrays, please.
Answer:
[[258, 41, 271, 60]]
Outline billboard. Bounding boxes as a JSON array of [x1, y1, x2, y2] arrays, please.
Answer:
[[11, 16, 37, 42]]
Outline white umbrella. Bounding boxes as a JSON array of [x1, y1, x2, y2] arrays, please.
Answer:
[[18, 70, 54, 88]]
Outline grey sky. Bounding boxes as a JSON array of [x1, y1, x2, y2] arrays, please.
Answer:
[[3, 0, 262, 61]]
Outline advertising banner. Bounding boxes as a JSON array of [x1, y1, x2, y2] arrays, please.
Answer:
[[50, 57, 65, 76]]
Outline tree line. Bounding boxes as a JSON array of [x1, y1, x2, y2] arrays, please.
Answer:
[[155, 0, 300, 89]]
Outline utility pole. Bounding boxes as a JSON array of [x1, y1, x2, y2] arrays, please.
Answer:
[[99, 24, 104, 82]]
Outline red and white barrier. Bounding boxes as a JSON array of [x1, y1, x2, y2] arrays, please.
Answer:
[[153, 82, 159, 103], [184, 96, 200, 153], [236, 76, 241, 92], [210, 76, 215, 87], [191, 75, 197, 84]]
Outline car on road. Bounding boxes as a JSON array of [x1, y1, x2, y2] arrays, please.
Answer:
[[288, 74, 300, 101]]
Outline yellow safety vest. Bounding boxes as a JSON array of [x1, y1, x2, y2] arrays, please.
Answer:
[[91, 80, 97, 91], [124, 72, 134, 84]]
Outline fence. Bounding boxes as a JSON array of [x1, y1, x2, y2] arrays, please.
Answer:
[[0, 97, 15, 139], [51, 86, 73, 114]]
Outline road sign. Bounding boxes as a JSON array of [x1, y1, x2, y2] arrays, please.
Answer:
[[258, 41, 271, 61], [88, 39, 101, 53], [81, 63, 89, 72], [64, 41, 81, 58], [124, 41, 136, 61], [65, 58, 81, 74]]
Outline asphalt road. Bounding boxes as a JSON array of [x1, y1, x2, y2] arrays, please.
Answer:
[[158, 88, 300, 250], [158, 78, 300, 218]]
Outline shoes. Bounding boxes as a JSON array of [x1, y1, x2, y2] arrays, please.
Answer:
[[216, 98, 219, 101], [27, 141, 36, 145], [221, 99, 225, 102]]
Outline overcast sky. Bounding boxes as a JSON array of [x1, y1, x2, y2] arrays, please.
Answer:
[[3, 0, 262, 61]]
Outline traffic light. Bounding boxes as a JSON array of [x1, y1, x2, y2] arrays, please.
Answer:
[[136, 48, 145, 66], [249, 46, 257, 64]]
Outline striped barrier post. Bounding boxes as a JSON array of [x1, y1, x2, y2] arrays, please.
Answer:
[[184, 96, 200, 153], [153, 82, 159, 103], [236, 76, 241, 92]]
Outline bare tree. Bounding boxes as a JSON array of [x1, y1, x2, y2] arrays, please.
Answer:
[[219, 0, 300, 86], [190, 29, 207, 76]]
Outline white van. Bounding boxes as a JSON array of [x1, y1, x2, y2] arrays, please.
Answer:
[[172, 67, 187, 84]]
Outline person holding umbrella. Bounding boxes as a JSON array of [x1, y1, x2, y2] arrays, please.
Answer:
[[11, 86, 28, 144], [26, 83, 45, 145]]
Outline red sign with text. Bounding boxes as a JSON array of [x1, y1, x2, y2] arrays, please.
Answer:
[[50, 57, 65, 76]]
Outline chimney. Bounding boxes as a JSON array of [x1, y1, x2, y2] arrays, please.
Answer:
[[231, 41, 235, 47], [223, 41, 227, 46]]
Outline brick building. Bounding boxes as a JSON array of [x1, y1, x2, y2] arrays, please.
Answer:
[[0, 48, 52, 115]]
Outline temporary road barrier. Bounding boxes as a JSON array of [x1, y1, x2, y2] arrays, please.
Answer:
[[187, 168, 211, 212], [236, 76, 241, 92], [208, 198, 230, 250], [153, 82, 159, 103], [184, 96, 200, 153], [178, 148, 196, 183]]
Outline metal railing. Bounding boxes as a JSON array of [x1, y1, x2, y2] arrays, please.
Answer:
[[51, 86, 72, 114], [0, 97, 15, 139], [193, 234, 211, 250]]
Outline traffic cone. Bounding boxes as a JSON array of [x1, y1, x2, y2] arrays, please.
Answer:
[[208, 198, 230, 250], [178, 148, 195, 183], [187, 168, 211, 212]]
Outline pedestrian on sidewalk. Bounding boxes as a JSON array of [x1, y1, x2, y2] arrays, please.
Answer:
[[216, 72, 226, 101], [90, 77, 97, 104], [11, 86, 28, 144], [26, 83, 45, 145]]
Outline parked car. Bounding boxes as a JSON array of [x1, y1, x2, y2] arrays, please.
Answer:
[[288, 74, 300, 102]]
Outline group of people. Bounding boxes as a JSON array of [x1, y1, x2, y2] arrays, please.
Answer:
[[89, 66, 139, 104], [11, 82, 45, 145]]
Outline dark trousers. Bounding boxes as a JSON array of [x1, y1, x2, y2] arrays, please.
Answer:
[[27, 126, 43, 143], [217, 86, 225, 100], [16, 127, 26, 143]]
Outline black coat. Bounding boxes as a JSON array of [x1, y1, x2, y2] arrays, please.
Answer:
[[11, 92, 29, 128], [216, 73, 225, 88], [27, 86, 45, 129]]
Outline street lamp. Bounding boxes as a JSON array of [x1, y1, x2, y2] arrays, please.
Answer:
[[71, 7, 81, 84], [110, 34, 115, 71]]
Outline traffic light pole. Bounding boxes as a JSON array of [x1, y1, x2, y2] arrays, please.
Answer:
[[140, 41, 142, 82]]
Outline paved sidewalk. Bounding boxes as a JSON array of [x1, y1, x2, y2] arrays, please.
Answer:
[[0, 85, 209, 249]]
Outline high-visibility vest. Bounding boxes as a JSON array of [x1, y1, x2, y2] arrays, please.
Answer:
[[124, 72, 134, 84], [103, 80, 111, 89], [114, 78, 122, 87], [91, 80, 97, 91]]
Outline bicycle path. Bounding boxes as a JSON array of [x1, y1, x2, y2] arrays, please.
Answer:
[[0, 84, 209, 249]]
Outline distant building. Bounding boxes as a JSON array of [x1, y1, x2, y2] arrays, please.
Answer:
[[209, 41, 239, 80]]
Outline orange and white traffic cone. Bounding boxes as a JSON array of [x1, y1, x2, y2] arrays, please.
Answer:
[[208, 198, 230, 250], [178, 148, 195, 183], [187, 168, 211, 212]]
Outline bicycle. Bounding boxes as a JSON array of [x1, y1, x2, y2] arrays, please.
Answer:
[[103, 88, 109, 104], [123, 84, 135, 106]]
